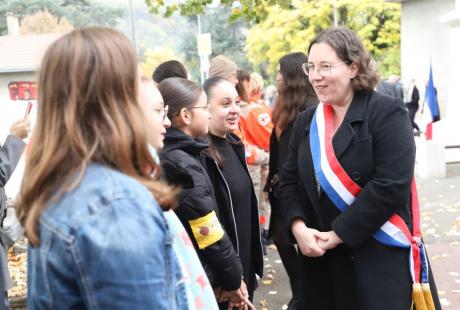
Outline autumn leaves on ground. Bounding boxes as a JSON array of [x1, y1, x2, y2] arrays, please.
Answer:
[[8, 170, 460, 309]]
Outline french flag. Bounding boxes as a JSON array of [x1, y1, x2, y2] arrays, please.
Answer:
[[424, 64, 440, 140]]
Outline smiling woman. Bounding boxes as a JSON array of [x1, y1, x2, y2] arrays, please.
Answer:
[[158, 77, 252, 309], [202, 76, 264, 307], [279, 27, 441, 310]]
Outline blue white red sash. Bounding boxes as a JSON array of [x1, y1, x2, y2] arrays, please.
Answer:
[[309, 102, 429, 285]]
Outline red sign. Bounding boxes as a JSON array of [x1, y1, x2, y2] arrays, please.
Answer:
[[8, 81, 37, 101]]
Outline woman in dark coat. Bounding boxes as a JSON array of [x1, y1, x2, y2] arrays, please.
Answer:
[[202, 77, 264, 304], [264, 52, 318, 309], [280, 27, 441, 310]]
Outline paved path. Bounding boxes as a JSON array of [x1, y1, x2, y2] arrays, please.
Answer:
[[254, 164, 460, 309]]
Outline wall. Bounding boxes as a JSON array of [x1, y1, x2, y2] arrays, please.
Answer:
[[400, 0, 454, 117], [0, 71, 36, 141]]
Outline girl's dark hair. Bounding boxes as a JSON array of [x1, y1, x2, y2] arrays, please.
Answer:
[[158, 77, 203, 120], [152, 60, 188, 83], [202, 76, 227, 100], [202, 76, 240, 168], [235, 70, 250, 103], [308, 27, 379, 91], [272, 52, 318, 132]]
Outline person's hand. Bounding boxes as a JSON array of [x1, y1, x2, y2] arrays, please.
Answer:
[[213, 286, 222, 299], [262, 191, 269, 201], [9, 119, 30, 140], [219, 279, 255, 310], [237, 280, 255, 310], [291, 219, 328, 257], [317, 231, 343, 251]]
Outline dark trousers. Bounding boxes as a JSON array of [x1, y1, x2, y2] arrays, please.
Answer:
[[408, 107, 420, 131], [272, 218, 303, 309], [0, 242, 9, 310]]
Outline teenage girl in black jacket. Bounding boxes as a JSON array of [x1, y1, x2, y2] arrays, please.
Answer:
[[202, 77, 264, 304], [157, 78, 252, 309]]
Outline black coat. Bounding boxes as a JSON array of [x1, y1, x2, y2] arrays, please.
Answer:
[[264, 97, 318, 239], [279, 90, 440, 309], [405, 85, 420, 111], [160, 128, 243, 291], [201, 133, 264, 280]]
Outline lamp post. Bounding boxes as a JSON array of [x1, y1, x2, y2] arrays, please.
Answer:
[[128, 0, 137, 52], [333, 0, 338, 27], [197, 15, 211, 84]]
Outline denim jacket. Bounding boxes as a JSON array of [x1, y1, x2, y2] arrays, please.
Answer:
[[27, 164, 189, 309]]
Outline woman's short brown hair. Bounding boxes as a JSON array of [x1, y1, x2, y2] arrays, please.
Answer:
[[308, 27, 379, 91]]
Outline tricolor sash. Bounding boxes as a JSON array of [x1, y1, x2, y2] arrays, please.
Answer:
[[310, 103, 434, 309]]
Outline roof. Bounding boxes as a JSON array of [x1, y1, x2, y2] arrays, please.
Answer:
[[0, 33, 65, 74]]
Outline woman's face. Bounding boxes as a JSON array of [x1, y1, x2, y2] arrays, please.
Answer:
[[276, 64, 283, 91], [208, 81, 240, 137], [307, 42, 357, 107], [188, 91, 210, 138], [227, 70, 239, 86], [138, 80, 171, 149], [242, 79, 251, 100]]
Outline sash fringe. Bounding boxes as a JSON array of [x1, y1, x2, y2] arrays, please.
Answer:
[[422, 283, 435, 310], [413, 283, 428, 310]]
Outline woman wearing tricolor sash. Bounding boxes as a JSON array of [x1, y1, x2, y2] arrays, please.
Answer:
[[279, 27, 441, 310]]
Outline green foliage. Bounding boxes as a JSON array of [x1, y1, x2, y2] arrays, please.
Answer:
[[177, 7, 253, 82], [0, 0, 124, 35], [245, 0, 401, 78], [145, 0, 292, 24]]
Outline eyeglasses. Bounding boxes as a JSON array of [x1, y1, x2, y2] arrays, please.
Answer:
[[151, 105, 169, 121], [302, 61, 350, 77]]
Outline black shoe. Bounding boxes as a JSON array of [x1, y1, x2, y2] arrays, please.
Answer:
[[262, 243, 267, 256], [262, 229, 273, 246], [288, 280, 303, 309]]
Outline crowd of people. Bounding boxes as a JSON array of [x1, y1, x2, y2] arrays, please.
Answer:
[[0, 25, 443, 310]]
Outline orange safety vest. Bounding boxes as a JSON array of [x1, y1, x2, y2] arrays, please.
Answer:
[[239, 103, 273, 152], [234, 122, 266, 165]]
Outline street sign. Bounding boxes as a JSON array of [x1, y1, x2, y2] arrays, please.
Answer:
[[197, 33, 212, 56]]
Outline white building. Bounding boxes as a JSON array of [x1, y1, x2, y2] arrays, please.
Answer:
[[0, 14, 63, 196], [388, 0, 460, 177], [389, 0, 460, 146], [0, 14, 63, 139]]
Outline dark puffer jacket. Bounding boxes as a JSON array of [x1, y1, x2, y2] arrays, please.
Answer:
[[160, 127, 242, 291]]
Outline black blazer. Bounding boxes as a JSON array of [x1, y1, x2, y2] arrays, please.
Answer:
[[264, 96, 318, 238], [278, 90, 441, 309], [280, 89, 415, 249]]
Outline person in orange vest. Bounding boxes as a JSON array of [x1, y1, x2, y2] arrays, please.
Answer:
[[235, 70, 272, 253], [239, 72, 273, 152]]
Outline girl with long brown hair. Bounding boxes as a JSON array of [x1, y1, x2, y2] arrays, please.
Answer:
[[15, 27, 191, 308], [264, 52, 318, 309]]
